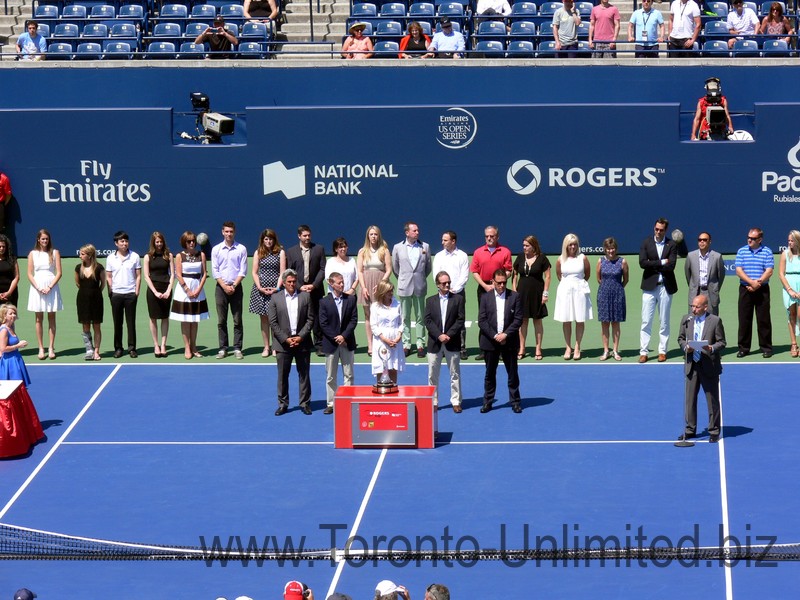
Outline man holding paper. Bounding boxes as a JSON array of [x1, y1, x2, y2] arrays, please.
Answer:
[[677, 294, 726, 443]]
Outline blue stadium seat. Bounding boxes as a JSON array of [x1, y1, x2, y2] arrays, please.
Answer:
[[762, 38, 791, 55], [759, 1, 786, 16], [380, 2, 406, 17], [34, 5, 59, 20], [76, 41, 102, 59], [117, 4, 145, 23], [192, 4, 218, 20], [178, 41, 206, 58], [373, 39, 400, 55], [238, 41, 265, 58], [473, 39, 504, 57], [408, 2, 434, 18], [437, 2, 464, 18], [153, 22, 183, 38], [159, 4, 189, 20], [184, 22, 208, 39], [61, 5, 88, 22], [53, 23, 80, 38], [576, 1, 593, 17], [509, 20, 536, 41], [538, 20, 554, 39], [744, 1, 758, 13], [36, 23, 51, 37], [702, 20, 729, 39], [351, 3, 378, 18], [47, 41, 74, 59], [705, 1, 729, 18], [510, 2, 537, 21], [145, 40, 177, 58], [220, 4, 245, 26], [110, 22, 137, 38], [576, 20, 589, 39], [89, 5, 115, 19], [576, 39, 591, 55], [418, 20, 432, 35], [376, 20, 403, 38], [224, 22, 240, 37], [82, 23, 109, 37], [240, 21, 270, 41], [102, 39, 134, 59], [476, 20, 507, 38], [732, 38, 760, 56], [537, 39, 557, 56], [507, 39, 535, 57], [538, 2, 563, 16], [702, 39, 729, 55]]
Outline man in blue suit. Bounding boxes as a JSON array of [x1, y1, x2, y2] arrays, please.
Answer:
[[319, 272, 358, 415], [478, 269, 523, 413]]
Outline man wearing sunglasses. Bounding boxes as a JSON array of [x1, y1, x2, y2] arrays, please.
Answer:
[[685, 232, 725, 315], [734, 228, 773, 358], [425, 17, 465, 58]]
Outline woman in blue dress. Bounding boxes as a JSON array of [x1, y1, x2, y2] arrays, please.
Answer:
[[0, 304, 31, 386], [596, 237, 628, 361], [778, 229, 800, 357]]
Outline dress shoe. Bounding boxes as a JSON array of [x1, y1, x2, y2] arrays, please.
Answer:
[[475, 352, 485, 361], [512, 404, 522, 414], [460, 350, 468, 360], [736, 350, 749, 358], [274, 406, 288, 416], [417, 347, 426, 358], [113, 349, 124, 359], [658, 353, 667, 362], [300, 405, 312, 415], [404, 347, 412, 357], [762, 351, 773, 359], [316, 349, 325, 357], [452, 404, 462, 414], [709, 434, 720, 443], [638, 355, 648, 363], [129, 349, 138, 359], [678, 432, 696, 441], [323, 406, 333, 415], [480, 403, 492, 413]]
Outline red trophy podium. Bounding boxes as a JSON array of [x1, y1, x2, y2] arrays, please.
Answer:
[[333, 385, 437, 449]]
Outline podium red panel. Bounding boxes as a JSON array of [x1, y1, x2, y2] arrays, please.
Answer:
[[334, 385, 436, 449]]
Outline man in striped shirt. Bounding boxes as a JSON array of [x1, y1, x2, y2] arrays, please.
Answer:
[[734, 227, 773, 358]]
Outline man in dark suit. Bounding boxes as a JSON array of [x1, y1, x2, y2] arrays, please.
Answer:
[[677, 294, 726, 443], [685, 231, 726, 315], [268, 269, 315, 416], [639, 217, 679, 363], [319, 272, 358, 415], [285, 224, 326, 356], [478, 269, 523, 413], [424, 270, 466, 413]]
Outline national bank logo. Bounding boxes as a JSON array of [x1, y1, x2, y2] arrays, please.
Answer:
[[263, 161, 306, 200], [762, 138, 800, 201], [506, 159, 661, 196], [436, 108, 478, 150]]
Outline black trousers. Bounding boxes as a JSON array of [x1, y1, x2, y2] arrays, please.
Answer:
[[110, 292, 137, 351], [684, 361, 721, 436], [276, 349, 311, 408], [737, 285, 772, 353], [483, 344, 520, 406], [215, 283, 243, 350]]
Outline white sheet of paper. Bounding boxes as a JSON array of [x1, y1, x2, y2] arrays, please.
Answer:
[[688, 340, 708, 350]]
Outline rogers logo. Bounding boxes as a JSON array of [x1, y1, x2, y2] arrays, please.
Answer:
[[507, 160, 542, 195]]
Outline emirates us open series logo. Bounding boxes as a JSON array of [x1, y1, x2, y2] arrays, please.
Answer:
[[436, 108, 478, 149]]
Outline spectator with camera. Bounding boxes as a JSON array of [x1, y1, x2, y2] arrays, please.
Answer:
[[195, 15, 239, 59]]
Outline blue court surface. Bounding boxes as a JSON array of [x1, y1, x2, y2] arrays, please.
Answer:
[[1, 361, 799, 599]]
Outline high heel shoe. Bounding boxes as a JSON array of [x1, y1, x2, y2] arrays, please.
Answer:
[[792, 344, 799, 358], [563, 349, 572, 360]]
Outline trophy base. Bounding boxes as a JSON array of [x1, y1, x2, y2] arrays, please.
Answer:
[[372, 382, 399, 395]]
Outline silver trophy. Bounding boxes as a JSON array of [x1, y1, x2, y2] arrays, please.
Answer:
[[373, 345, 398, 394]]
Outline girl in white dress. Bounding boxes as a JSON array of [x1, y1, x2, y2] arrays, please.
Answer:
[[554, 233, 592, 360], [370, 280, 405, 383], [27, 229, 63, 360]]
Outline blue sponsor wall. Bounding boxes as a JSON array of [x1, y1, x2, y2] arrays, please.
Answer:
[[1, 65, 799, 255]]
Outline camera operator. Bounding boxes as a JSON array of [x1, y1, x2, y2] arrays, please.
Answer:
[[195, 15, 239, 59], [691, 77, 734, 141]]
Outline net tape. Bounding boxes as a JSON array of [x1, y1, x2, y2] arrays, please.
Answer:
[[2, 523, 799, 562]]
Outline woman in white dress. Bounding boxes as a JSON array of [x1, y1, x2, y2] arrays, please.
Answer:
[[370, 280, 405, 384], [325, 237, 358, 297], [26, 229, 63, 360], [169, 231, 209, 359], [554, 233, 592, 361], [357, 225, 392, 356]]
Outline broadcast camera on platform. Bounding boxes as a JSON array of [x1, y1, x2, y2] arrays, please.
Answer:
[[703, 78, 729, 139], [178, 92, 235, 144]]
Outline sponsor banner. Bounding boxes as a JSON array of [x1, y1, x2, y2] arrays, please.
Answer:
[[359, 403, 409, 431]]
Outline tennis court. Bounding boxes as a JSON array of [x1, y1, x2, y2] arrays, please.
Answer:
[[2, 359, 798, 599]]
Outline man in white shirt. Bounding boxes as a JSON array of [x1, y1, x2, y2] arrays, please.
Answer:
[[726, 0, 760, 49], [106, 231, 141, 358], [433, 230, 469, 359], [667, 0, 700, 56]]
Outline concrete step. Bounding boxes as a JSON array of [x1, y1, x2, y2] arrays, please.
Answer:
[[276, 42, 337, 58]]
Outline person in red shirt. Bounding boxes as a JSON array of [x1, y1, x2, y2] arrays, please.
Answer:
[[470, 225, 512, 359]]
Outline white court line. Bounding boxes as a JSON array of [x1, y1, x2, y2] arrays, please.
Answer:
[[326, 447, 388, 599], [62, 441, 333, 445], [59, 439, 713, 446], [0, 365, 122, 521], [717, 382, 733, 600]]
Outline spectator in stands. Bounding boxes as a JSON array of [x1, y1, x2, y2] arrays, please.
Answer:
[[0, 170, 11, 233], [16, 21, 46, 61], [760, 2, 794, 45], [554, 233, 592, 360], [425, 17, 465, 58], [476, 0, 512, 24], [195, 15, 239, 59], [628, 0, 664, 58], [244, 0, 279, 24], [589, 0, 621, 58], [143, 231, 174, 358], [399, 21, 431, 58], [691, 77, 733, 141], [667, 0, 700, 56], [375, 579, 411, 600], [357, 225, 392, 355], [27, 229, 63, 361], [0, 234, 19, 307], [727, 0, 760, 49], [778, 230, 800, 357], [425, 584, 449, 600], [342, 22, 374, 59], [553, 0, 581, 58]]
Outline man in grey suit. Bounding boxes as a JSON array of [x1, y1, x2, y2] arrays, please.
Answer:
[[677, 294, 726, 443], [391, 221, 432, 358], [268, 269, 315, 416], [685, 231, 726, 315]]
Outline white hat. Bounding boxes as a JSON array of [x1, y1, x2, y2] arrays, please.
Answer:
[[375, 580, 401, 595]]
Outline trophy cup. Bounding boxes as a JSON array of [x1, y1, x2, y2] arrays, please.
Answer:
[[373, 345, 398, 394]]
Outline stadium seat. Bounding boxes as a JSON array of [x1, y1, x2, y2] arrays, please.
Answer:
[[37, 23, 51, 37], [351, 3, 378, 18], [576, 39, 591, 55], [159, 4, 189, 20], [178, 41, 206, 58], [759, 1, 786, 16], [220, 4, 245, 26], [184, 22, 208, 39], [47, 42, 73, 59], [702, 20, 729, 39], [538, 20, 554, 39], [102, 40, 134, 59], [61, 5, 88, 23], [705, 1, 729, 18], [509, 20, 536, 41], [732, 38, 760, 56], [418, 20, 432, 35], [110, 22, 137, 38], [507, 39, 535, 57], [372, 40, 400, 56], [76, 41, 102, 59], [408, 2, 435, 18], [473, 39, 504, 57], [576, 1, 593, 17], [744, 1, 758, 13], [145, 41, 177, 58], [762, 38, 791, 55], [576, 20, 589, 38], [376, 20, 403, 38], [82, 23, 109, 37], [538, 2, 563, 16], [380, 2, 406, 17], [510, 2, 537, 20], [89, 5, 115, 19], [537, 39, 557, 56], [53, 23, 80, 38], [192, 4, 218, 20], [224, 22, 240, 37], [240, 21, 270, 41], [437, 2, 464, 18], [34, 5, 59, 20], [238, 41, 266, 58], [117, 4, 145, 23], [153, 22, 183, 39], [702, 39, 729, 55], [476, 20, 507, 39]]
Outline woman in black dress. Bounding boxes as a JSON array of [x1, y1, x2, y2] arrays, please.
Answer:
[[143, 232, 174, 358], [0, 234, 19, 307], [74, 244, 105, 360], [512, 235, 551, 360]]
